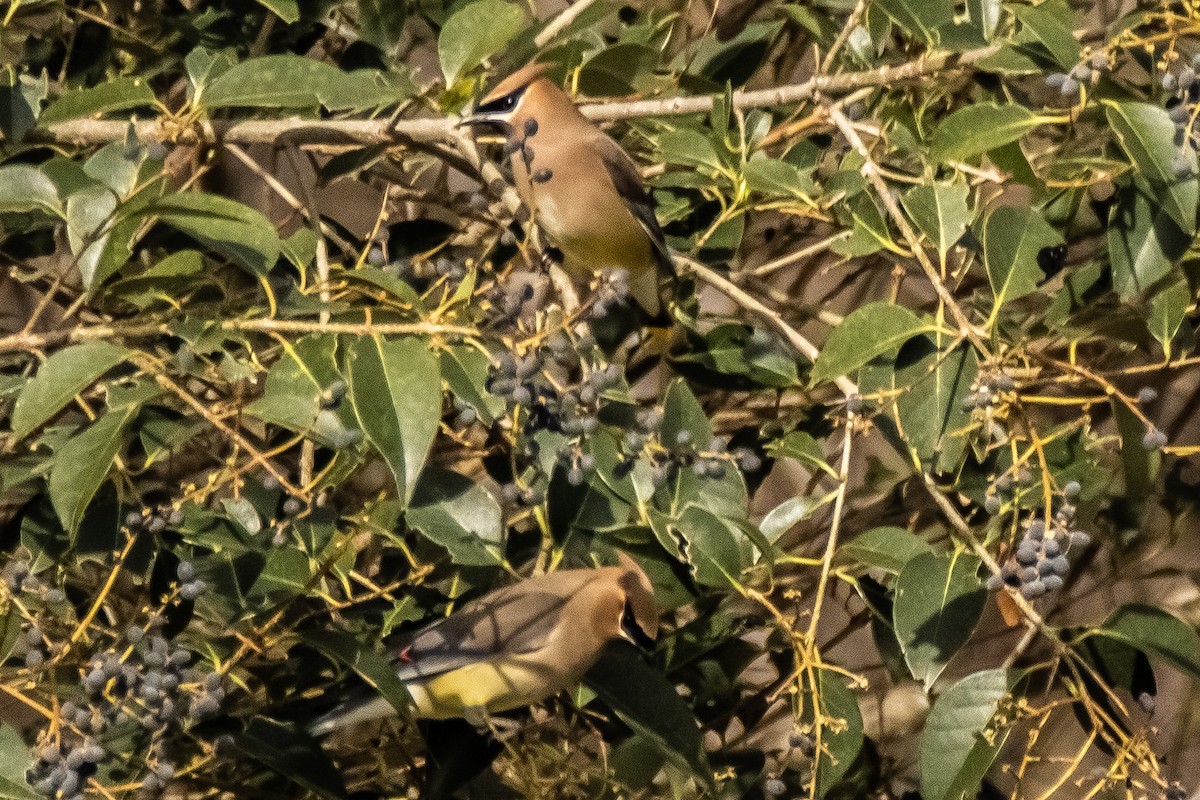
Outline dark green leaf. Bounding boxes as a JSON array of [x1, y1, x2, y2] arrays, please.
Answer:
[[892, 338, 978, 472], [1107, 187, 1190, 301], [11, 341, 129, 442], [1105, 101, 1198, 234], [407, 468, 504, 566], [151, 193, 281, 276], [304, 630, 413, 716], [204, 56, 406, 111], [1098, 604, 1200, 679], [1011, 1, 1081, 68], [39, 77, 156, 124], [1148, 280, 1190, 350], [0, 724, 39, 800], [0, 165, 61, 215], [811, 302, 929, 384], [894, 551, 985, 687], [901, 182, 972, 262], [929, 104, 1042, 163], [672, 505, 751, 587], [874, 0, 953, 44], [437, 0, 527, 85], [585, 640, 713, 785], [802, 668, 865, 796], [346, 335, 441, 505], [0, 72, 47, 142], [233, 718, 347, 800], [358, 0, 408, 48], [982, 206, 1060, 307], [920, 669, 1017, 800], [48, 404, 137, 536], [839, 526, 934, 574]]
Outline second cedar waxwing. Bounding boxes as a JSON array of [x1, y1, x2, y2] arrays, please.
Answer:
[[309, 556, 658, 734], [462, 63, 674, 318]]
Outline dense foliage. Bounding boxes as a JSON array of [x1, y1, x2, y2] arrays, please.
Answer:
[[1, 0, 1199, 798]]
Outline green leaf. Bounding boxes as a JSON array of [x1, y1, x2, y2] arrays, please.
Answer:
[[1107, 187, 1190, 301], [358, 0, 408, 48], [254, 0, 300, 22], [578, 43, 658, 97], [894, 551, 985, 687], [0, 724, 39, 800], [244, 335, 357, 446], [1148, 280, 1191, 349], [802, 668, 865, 796], [839, 526, 934, 574], [437, 0, 527, 85], [929, 103, 1042, 163], [874, 0, 953, 44], [901, 182, 972, 262], [204, 55, 405, 111], [892, 338, 978, 472], [151, 193, 281, 276], [304, 630, 413, 716], [233, 718, 347, 800], [0, 164, 60, 215], [407, 468, 504, 566], [968, 0, 1001, 40], [1112, 399, 1158, 498], [39, 76, 156, 124], [765, 430, 833, 476], [982, 206, 1060, 307], [660, 379, 712, 451], [744, 157, 815, 199], [48, 405, 137, 536], [811, 302, 928, 384], [1105, 101, 1198, 234], [0, 72, 48, 142], [758, 496, 815, 543], [11, 341, 129, 442], [440, 346, 503, 425], [1012, 1, 1081, 69], [65, 185, 118, 289], [1098, 604, 1200, 679], [673, 505, 751, 587], [585, 641, 713, 786], [346, 335, 441, 505], [920, 669, 1017, 800]]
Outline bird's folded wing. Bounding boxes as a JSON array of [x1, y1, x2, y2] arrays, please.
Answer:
[[395, 583, 583, 680], [594, 136, 675, 275]]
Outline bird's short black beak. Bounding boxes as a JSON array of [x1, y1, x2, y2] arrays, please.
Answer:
[[619, 601, 656, 651]]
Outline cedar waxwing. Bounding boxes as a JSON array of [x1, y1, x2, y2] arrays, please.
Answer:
[[461, 63, 674, 318], [309, 556, 658, 733]]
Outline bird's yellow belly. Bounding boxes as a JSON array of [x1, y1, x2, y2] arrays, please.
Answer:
[[411, 658, 574, 719], [534, 188, 652, 276]]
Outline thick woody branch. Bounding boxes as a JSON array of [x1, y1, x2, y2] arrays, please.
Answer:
[[30, 46, 997, 148]]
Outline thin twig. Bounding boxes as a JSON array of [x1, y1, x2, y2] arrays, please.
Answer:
[[30, 46, 999, 148], [534, 0, 602, 47], [678, 255, 859, 397]]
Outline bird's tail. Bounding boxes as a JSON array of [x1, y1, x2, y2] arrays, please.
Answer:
[[307, 694, 398, 737]]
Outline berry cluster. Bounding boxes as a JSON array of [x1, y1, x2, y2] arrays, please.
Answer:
[[125, 505, 185, 535], [589, 268, 631, 318], [961, 371, 1016, 413], [620, 408, 758, 488], [987, 486, 1092, 599], [1045, 50, 1109, 96], [1162, 53, 1200, 153], [25, 625, 224, 798]]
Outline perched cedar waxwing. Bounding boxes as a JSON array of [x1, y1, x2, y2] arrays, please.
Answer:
[[309, 555, 658, 734], [461, 63, 674, 318]]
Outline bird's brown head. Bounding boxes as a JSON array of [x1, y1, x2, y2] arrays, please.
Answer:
[[460, 63, 577, 134]]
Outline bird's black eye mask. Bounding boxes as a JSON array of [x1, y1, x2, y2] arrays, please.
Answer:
[[474, 85, 527, 116], [621, 600, 656, 650]]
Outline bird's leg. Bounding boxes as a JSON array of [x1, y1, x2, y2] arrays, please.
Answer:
[[463, 705, 523, 741]]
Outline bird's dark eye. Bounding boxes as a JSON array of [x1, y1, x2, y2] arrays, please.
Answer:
[[475, 87, 524, 115]]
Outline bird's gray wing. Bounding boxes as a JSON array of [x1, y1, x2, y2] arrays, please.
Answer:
[[593, 134, 675, 276], [394, 575, 591, 680]]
